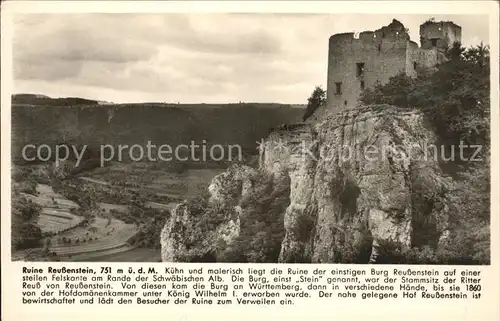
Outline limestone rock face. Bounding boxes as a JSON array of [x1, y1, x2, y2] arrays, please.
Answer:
[[260, 105, 449, 263], [161, 105, 450, 263], [160, 165, 259, 262]]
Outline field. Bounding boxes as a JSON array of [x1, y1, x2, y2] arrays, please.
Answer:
[[144, 168, 224, 198], [79, 248, 161, 262], [36, 209, 84, 234], [145, 201, 177, 211], [21, 184, 83, 234], [17, 183, 159, 261], [78, 177, 110, 185], [97, 202, 129, 213], [80, 162, 223, 202]]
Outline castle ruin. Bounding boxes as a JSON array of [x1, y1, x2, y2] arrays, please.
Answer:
[[326, 19, 462, 110]]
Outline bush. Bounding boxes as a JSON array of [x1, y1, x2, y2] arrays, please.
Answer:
[[128, 208, 171, 249], [360, 42, 490, 147], [11, 194, 43, 250], [217, 173, 290, 263]]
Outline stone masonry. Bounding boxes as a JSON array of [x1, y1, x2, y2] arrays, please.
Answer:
[[326, 19, 461, 111]]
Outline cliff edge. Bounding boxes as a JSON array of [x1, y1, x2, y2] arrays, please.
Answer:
[[161, 104, 452, 263]]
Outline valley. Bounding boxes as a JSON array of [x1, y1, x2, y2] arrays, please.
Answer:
[[11, 162, 224, 262], [9, 95, 303, 262]]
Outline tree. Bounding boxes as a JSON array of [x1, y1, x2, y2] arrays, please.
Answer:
[[446, 41, 465, 62], [43, 238, 52, 253], [360, 73, 416, 108], [217, 173, 290, 263], [302, 86, 326, 121], [359, 42, 490, 147], [11, 194, 43, 250]]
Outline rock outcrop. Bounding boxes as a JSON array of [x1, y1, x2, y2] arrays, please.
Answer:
[[262, 105, 450, 263], [160, 165, 259, 262], [161, 104, 451, 263]]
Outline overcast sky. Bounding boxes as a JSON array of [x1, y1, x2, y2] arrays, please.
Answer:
[[13, 13, 489, 104]]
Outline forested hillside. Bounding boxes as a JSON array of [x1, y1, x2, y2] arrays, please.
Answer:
[[11, 98, 303, 165]]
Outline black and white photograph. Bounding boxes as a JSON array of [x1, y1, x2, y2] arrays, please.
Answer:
[[10, 12, 491, 265]]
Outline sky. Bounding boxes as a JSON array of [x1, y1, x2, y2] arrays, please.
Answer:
[[12, 13, 490, 104]]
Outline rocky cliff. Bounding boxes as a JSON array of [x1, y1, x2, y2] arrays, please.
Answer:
[[161, 104, 451, 263], [160, 165, 260, 262]]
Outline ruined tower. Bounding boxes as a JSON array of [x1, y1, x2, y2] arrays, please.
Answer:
[[420, 20, 462, 51], [326, 19, 462, 112]]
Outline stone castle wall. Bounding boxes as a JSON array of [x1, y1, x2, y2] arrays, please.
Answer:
[[326, 19, 461, 113], [420, 21, 462, 49], [326, 30, 409, 110]]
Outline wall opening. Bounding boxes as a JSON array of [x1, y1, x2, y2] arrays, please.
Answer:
[[431, 38, 438, 47], [360, 80, 365, 90], [335, 82, 342, 95], [344, 100, 347, 106], [413, 62, 417, 70], [356, 63, 365, 77]]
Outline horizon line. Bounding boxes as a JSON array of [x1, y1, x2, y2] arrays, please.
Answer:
[[11, 93, 307, 106]]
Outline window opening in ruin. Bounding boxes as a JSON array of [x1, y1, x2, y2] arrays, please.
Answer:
[[356, 63, 365, 77], [360, 81, 365, 90], [335, 82, 342, 95], [413, 62, 417, 70], [378, 43, 381, 52], [431, 38, 438, 47], [344, 100, 347, 106]]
